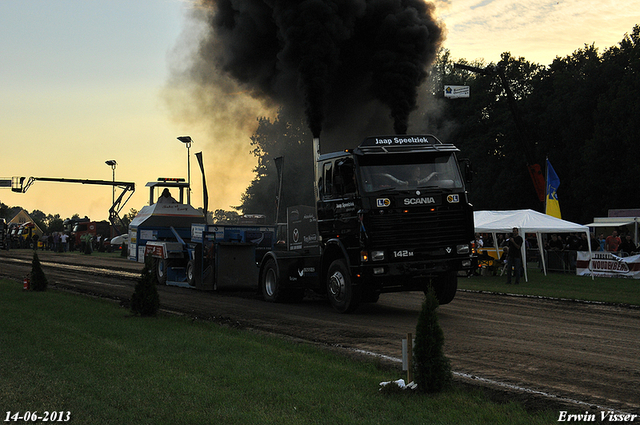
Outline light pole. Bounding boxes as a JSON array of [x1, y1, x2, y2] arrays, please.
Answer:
[[177, 136, 192, 205], [105, 160, 117, 205]]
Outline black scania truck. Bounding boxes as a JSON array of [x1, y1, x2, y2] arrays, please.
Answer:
[[259, 134, 475, 313]]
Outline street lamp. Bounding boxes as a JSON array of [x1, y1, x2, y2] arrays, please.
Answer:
[[105, 160, 117, 205], [177, 136, 192, 205]]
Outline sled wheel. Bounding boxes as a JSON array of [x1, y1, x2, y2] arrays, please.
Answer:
[[155, 258, 168, 285], [186, 260, 196, 287]]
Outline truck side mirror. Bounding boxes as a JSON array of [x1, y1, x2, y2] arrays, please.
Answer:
[[459, 158, 473, 184]]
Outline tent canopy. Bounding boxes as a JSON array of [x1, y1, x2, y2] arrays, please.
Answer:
[[473, 209, 592, 280], [474, 209, 589, 234]]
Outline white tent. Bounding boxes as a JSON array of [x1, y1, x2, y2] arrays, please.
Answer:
[[474, 209, 593, 281]]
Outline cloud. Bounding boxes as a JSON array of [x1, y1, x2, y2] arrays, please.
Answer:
[[436, 0, 640, 64]]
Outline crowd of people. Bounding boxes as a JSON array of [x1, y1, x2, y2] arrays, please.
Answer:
[[473, 228, 640, 281], [32, 232, 111, 254], [474, 229, 640, 256]]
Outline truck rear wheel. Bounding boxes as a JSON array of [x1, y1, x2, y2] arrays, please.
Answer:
[[326, 259, 361, 313], [428, 271, 457, 305], [260, 259, 304, 303], [261, 258, 283, 302]]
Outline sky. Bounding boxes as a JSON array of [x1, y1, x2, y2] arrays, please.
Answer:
[[1, 0, 638, 225]]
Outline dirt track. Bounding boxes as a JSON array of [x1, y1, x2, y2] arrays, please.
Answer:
[[2, 249, 639, 415]]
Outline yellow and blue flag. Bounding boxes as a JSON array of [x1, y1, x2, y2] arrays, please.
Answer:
[[545, 159, 561, 219]]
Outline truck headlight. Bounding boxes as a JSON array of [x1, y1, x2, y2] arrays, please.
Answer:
[[371, 250, 385, 261], [457, 244, 470, 254]]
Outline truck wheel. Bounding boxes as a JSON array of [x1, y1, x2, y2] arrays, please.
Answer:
[[326, 259, 361, 313], [428, 271, 457, 305], [261, 258, 283, 302], [186, 260, 196, 287], [155, 258, 168, 285]]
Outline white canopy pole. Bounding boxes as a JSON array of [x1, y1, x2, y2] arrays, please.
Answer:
[[521, 230, 528, 282], [537, 232, 547, 276], [492, 232, 500, 259], [585, 229, 594, 280]]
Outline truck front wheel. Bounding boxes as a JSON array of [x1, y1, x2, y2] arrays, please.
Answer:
[[428, 271, 457, 305], [326, 259, 361, 313]]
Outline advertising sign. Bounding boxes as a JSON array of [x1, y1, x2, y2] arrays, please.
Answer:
[[576, 251, 640, 278], [287, 206, 319, 252], [444, 85, 470, 98]]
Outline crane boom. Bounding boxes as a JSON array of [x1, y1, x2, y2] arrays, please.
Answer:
[[10, 176, 135, 235]]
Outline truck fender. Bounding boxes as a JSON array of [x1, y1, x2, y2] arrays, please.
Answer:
[[259, 251, 281, 280], [321, 238, 351, 276]]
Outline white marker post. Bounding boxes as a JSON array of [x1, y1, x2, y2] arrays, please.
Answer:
[[402, 333, 414, 384]]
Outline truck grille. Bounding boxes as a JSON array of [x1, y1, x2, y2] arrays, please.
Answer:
[[366, 207, 470, 251]]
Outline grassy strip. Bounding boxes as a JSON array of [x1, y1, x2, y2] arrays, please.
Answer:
[[459, 266, 640, 306], [0, 280, 556, 424]]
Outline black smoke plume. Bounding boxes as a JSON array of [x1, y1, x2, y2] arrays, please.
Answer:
[[197, 0, 444, 139]]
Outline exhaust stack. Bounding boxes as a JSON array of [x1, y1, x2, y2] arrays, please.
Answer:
[[313, 137, 320, 199], [312, 137, 320, 162]]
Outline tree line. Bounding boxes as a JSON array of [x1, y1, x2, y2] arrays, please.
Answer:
[[0, 202, 138, 234], [237, 25, 640, 225]]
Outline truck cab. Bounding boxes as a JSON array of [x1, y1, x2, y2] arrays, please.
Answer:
[[316, 135, 474, 309]]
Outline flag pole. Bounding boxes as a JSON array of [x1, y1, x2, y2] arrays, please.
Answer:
[[544, 156, 548, 215]]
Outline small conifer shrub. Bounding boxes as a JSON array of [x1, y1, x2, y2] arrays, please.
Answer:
[[30, 251, 48, 291], [131, 256, 160, 316], [412, 285, 452, 393]]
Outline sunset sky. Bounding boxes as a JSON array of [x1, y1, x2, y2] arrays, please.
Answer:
[[1, 0, 637, 224]]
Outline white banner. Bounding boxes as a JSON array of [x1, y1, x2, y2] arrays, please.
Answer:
[[576, 251, 640, 278]]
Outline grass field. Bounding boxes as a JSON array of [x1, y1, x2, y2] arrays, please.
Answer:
[[0, 279, 558, 425], [459, 265, 640, 306]]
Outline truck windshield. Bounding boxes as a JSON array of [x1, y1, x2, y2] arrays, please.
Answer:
[[357, 153, 463, 193]]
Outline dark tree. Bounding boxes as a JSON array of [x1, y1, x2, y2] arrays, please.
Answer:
[[130, 256, 160, 317], [412, 285, 451, 393], [426, 26, 640, 223], [239, 109, 314, 222], [30, 251, 48, 291]]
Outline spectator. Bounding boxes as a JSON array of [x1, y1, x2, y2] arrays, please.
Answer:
[[578, 233, 590, 251], [53, 232, 60, 252], [60, 232, 69, 252], [565, 233, 581, 251], [546, 234, 564, 251], [40, 233, 49, 250], [618, 234, 638, 256], [605, 230, 621, 252], [474, 233, 484, 250], [506, 227, 523, 285], [590, 233, 601, 251]]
